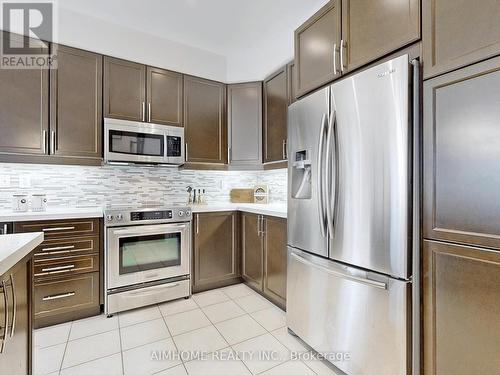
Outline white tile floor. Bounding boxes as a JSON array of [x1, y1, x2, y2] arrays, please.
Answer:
[[34, 283, 342, 375]]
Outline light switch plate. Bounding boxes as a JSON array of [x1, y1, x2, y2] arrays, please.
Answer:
[[0, 175, 10, 188]]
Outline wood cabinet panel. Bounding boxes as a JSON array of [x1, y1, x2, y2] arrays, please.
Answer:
[[146, 67, 183, 126], [342, 0, 420, 72], [33, 254, 99, 282], [287, 61, 297, 105], [227, 82, 262, 166], [294, 1, 341, 97], [32, 236, 100, 259], [423, 0, 500, 78], [104, 57, 146, 121], [241, 213, 263, 289], [423, 56, 500, 249], [193, 212, 240, 292], [50, 45, 102, 160], [14, 218, 100, 239], [263, 67, 288, 163], [423, 240, 500, 375], [0, 32, 48, 156], [0, 260, 30, 375], [263, 216, 287, 309], [184, 76, 226, 164]]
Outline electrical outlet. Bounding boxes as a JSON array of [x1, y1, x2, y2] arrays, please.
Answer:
[[0, 175, 10, 188], [19, 175, 31, 188]]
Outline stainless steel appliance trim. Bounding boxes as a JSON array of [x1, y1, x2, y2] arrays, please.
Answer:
[[317, 114, 328, 238], [42, 226, 75, 232], [325, 110, 336, 237], [411, 57, 421, 375], [42, 130, 48, 154], [127, 282, 180, 296], [42, 292, 75, 301], [41, 245, 75, 252], [0, 280, 8, 353], [333, 43, 338, 75], [41, 265, 75, 273], [9, 274, 15, 338], [289, 251, 387, 289], [113, 223, 188, 236], [50, 130, 56, 155]]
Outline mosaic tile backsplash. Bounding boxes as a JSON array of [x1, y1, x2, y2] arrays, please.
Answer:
[[0, 163, 287, 210]]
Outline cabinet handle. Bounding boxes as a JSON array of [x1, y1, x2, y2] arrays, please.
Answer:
[[42, 130, 48, 154], [333, 43, 338, 75], [1, 224, 8, 235], [340, 39, 346, 72], [9, 275, 15, 338], [196, 214, 199, 235], [148, 102, 152, 122], [262, 217, 266, 235], [282, 140, 288, 160], [185, 143, 189, 162], [41, 245, 75, 252], [42, 226, 75, 232], [41, 264, 75, 273], [0, 280, 8, 354], [142, 102, 146, 122], [257, 215, 262, 236], [227, 147, 231, 163], [50, 130, 56, 155], [42, 292, 75, 301]]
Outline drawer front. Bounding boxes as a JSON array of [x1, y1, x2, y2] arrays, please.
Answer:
[[34, 273, 99, 318], [34, 254, 99, 281], [33, 236, 99, 258], [15, 218, 100, 238]]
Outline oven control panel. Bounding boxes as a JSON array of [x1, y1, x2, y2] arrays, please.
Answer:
[[131, 210, 172, 221]]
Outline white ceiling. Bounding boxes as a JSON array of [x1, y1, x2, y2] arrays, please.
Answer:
[[58, 0, 329, 81]]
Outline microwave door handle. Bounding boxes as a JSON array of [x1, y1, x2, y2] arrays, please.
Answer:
[[164, 134, 169, 162]]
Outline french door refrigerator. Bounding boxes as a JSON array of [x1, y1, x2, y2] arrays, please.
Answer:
[[287, 54, 420, 375]]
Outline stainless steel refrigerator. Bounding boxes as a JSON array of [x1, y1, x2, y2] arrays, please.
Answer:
[[286, 54, 420, 375]]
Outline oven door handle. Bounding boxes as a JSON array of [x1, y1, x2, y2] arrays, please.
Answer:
[[111, 224, 189, 236]]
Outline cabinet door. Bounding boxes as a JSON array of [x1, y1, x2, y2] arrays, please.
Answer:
[[423, 56, 500, 249], [50, 45, 102, 160], [0, 32, 48, 156], [0, 260, 30, 375], [227, 82, 262, 166], [423, 240, 500, 375], [183, 76, 226, 164], [423, 0, 500, 79], [263, 216, 287, 309], [241, 213, 263, 290], [341, 0, 420, 72], [146, 67, 183, 126], [193, 212, 239, 292], [263, 67, 288, 164], [103, 57, 146, 121], [294, 1, 341, 97], [287, 61, 297, 105]]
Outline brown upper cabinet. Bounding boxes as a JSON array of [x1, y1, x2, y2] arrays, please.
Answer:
[[263, 66, 288, 164], [192, 211, 240, 292], [104, 57, 183, 125], [0, 32, 49, 157], [50, 45, 102, 161], [183, 75, 226, 164], [423, 0, 500, 79], [295, 0, 420, 97], [287, 61, 297, 105], [423, 55, 500, 250]]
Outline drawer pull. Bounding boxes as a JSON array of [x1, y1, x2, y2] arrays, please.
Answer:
[[42, 292, 75, 301], [41, 265, 75, 273], [42, 226, 76, 232], [41, 245, 76, 252]]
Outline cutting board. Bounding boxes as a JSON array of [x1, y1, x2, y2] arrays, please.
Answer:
[[230, 189, 254, 203]]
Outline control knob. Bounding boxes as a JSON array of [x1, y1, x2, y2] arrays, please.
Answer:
[[178, 210, 184, 217], [106, 214, 113, 222], [116, 213, 124, 221]]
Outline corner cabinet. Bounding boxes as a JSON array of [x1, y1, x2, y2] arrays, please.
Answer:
[[263, 67, 288, 164], [192, 212, 240, 292], [0, 256, 31, 375], [227, 82, 262, 167], [241, 213, 287, 309], [423, 240, 500, 375], [184, 76, 227, 165], [423, 0, 500, 78]]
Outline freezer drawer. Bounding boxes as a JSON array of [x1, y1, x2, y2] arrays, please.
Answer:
[[287, 248, 411, 375]]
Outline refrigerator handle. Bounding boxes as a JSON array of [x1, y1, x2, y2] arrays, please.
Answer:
[[325, 110, 336, 237], [317, 114, 328, 238]]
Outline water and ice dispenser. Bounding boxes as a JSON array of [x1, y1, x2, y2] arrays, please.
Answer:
[[291, 150, 312, 199]]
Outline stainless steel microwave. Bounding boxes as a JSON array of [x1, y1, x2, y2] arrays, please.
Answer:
[[104, 118, 184, 166]]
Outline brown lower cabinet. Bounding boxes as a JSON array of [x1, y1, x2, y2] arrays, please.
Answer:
[[192, 212, 240, 292], [241, 213, 287, 309], [14, 218, 102, 328], [423, 240, 500, 375], [0, 254, 31, 375]]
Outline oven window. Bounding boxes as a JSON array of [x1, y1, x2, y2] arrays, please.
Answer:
[[119, 233, 181, 275], [110, 130, 164, 157], [167, 135, 182, 157]]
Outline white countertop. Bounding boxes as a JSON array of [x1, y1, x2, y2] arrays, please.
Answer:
[[190, 203, 287, 218], [0, 232, 44, 275], [0, 206, 104, 222]]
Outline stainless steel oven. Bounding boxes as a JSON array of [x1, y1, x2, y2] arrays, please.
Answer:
[[104, 118, 184, 165], [104, 206, 192, 314]]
